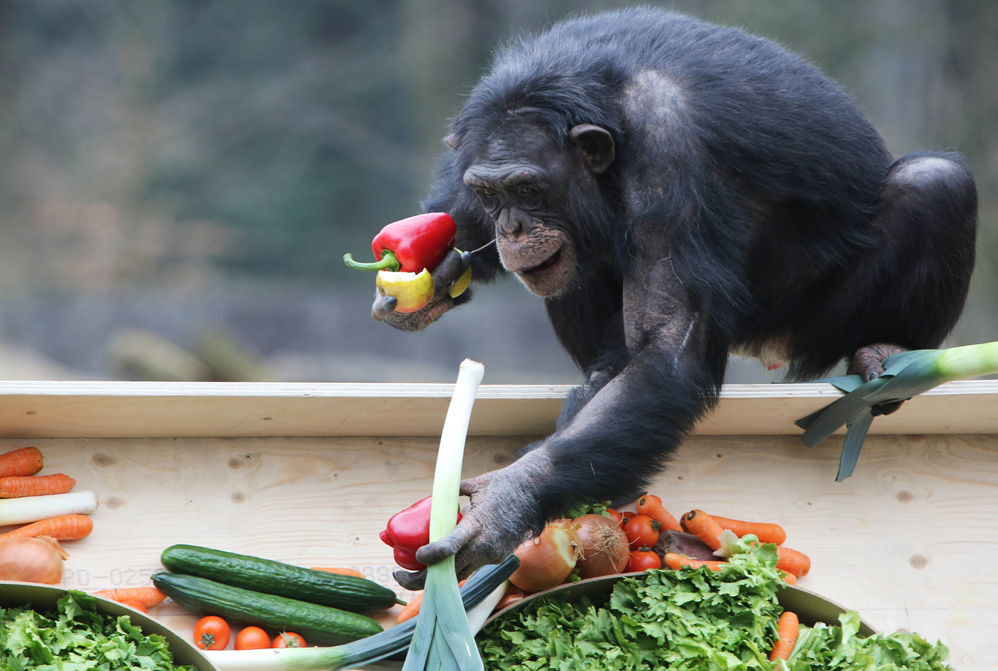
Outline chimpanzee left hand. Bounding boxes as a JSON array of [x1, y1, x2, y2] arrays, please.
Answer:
[[371, 248, 472, 330], [393, 447, 553, 590]]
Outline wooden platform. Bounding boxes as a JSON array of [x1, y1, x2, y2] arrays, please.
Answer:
[[2, 379, 996, 669]]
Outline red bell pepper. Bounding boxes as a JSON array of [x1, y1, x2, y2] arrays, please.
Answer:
[[379, 495, 462, 571], [343, 212, 457, 273]]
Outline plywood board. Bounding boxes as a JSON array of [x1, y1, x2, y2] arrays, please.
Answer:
[[0, 379, 996, 439], [4, 428, 996, 669]]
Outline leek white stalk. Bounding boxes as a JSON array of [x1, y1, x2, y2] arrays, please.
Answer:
[[403, 358, 485, 671], [796, 341, 998, 481], [0, 490, 97, 526]]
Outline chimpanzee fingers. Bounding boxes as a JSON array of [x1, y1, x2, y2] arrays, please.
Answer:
[[431, 249, 472, 299], [371, 293, 397, 321], [393, 567, 427, 591], [415, 523, 473, 566]]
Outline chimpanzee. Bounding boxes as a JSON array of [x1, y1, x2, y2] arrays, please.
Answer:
[[371, 8, 977, 587]]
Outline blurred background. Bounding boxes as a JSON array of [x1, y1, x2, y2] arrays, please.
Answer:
[[0, 0, 994, 384]]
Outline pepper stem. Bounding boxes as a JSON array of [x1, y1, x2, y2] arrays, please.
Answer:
[[343, 249, 400, 272]]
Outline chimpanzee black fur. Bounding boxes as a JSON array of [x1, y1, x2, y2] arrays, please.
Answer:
[[377, 8, 977, 585]]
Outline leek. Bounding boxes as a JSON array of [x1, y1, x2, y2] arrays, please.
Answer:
[[0, 490, 98, 526], [796, 341, 998, 481], [207, 555, 519, 671], [403, 358, 486, 671]]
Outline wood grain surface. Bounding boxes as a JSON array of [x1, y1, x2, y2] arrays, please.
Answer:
[[1, 384, 996, 668]]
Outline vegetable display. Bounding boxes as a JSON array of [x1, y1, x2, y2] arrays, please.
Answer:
[[160, 544, 399, 612], [0, 590, 197, 671], [151, 571, 384, 646], [478, 541, 953, 671]]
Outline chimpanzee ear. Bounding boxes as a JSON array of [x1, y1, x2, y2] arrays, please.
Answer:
[[569, 124, 615, 174], [444, 133, 462, 150]]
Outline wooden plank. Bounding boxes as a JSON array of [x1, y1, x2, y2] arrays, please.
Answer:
[[7, 430, 996, 670], [0, 379, 996, 439]]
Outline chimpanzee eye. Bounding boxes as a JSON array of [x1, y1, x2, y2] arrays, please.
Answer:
[[519, 186, 543, 207], [475, 188, 499, 212]]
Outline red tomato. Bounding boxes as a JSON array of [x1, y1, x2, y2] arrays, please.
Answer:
[[605, 508, 623, 526], [193, 616, 231, 650], [273, 632, 307, 648], [623, 513, 661, 549], [627, 548, 663, 572], [235, 626, 271, 650], [618, 510, 637, 526]]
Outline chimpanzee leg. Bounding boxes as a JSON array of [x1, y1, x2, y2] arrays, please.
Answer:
[[817, 153, 977, 413], [793, 152, 977, 392]]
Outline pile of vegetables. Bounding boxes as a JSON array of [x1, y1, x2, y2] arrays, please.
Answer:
[[478, 539, 953, 671], [0, 590, 196, 671], [0, 446, 98, 585]]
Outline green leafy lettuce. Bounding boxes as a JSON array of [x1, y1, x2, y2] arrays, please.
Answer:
[[0, 591, 197, 671], [478, 541, 952, 671]]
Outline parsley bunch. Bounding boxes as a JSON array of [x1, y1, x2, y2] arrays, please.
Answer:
[[1, 591, 197, 671]]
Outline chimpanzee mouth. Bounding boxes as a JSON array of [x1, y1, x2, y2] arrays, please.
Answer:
[[520, 247, 563, 276]]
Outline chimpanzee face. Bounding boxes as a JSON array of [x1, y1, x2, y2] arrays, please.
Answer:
[[462, 117, 581, 298]]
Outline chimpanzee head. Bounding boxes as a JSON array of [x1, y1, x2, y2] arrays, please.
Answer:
[[456, 111, 615, 298]]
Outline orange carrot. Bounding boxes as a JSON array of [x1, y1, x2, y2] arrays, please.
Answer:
[[707, 514, 786, 545], [0, 446, 44, 478], [769, 611, 800, 661], [0, 473, 76, 498], [310, 567, 366, 578], [775, 546, 811, 578], [635, 494, 681, 532], [663, 552, 727, 572], [121, 601, 148, 613], [94, 587, 168, 607], [679, 509, 725, 550], [396, 578, 468, 624], [780, 570, 798, 585], [0, 514, 94, 541]]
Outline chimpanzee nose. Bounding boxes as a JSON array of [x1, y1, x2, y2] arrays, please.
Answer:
[[498, 208, 529, 239]]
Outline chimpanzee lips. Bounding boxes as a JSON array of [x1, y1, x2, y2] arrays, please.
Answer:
[[519, 247, 563, 276]]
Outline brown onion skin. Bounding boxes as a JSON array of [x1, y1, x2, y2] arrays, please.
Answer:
[[509, 521, 580, 593], [574, 513, 630, 579], [0, 536, 67, 584]]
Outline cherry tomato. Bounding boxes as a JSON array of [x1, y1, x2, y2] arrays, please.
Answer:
[[627, 547, 663, 572], [273, 632, 307, 648], [623, 513, 661, 549], [605, 508, 623, 526], [193, 615, 231, 650], [235, 626, 271, 650]]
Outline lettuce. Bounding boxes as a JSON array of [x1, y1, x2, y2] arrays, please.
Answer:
[[0, 591, 197, 671], [478, 542, 953, 671]]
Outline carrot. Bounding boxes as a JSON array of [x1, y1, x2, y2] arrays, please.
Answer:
[[94, 586, 168, 607], [664, 552, 727, 572], [396, 591, 424, 624], [769, 611, 800, 661], [775, 545, 811, 578], [310, 567, 366, 578], [679, 509, 725, 550], [707, 514, 787, 545], [635, 494, 681, 532], [0, 447, 44, 478], [780, 570, 797, 585], [0, 514, 94, 541], [0, 473, 76, 498], [397, 578, 468, 623], [121, 601, 148, 613]]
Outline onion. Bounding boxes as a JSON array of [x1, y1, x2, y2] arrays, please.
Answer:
[[574, 513, 630, 579], [0, 535, 68, 584], [509, 520, 581, 593]]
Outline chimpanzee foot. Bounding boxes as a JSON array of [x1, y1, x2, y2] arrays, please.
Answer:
[[848, 344, 908, 416]]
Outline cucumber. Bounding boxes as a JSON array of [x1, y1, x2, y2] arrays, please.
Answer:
[[151, 571, 383, 645], [160, 544, 397, 612]]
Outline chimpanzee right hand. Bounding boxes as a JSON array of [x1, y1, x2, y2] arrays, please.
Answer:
[[392, 447, 553, 591], [371, 248, 472, 332]]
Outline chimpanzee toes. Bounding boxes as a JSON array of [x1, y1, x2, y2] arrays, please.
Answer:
[[848, 343, 908, 383], [871, 400, 905, 417]]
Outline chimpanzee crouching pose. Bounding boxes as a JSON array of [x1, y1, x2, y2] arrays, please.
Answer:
[[373, 8, 977, 587]]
